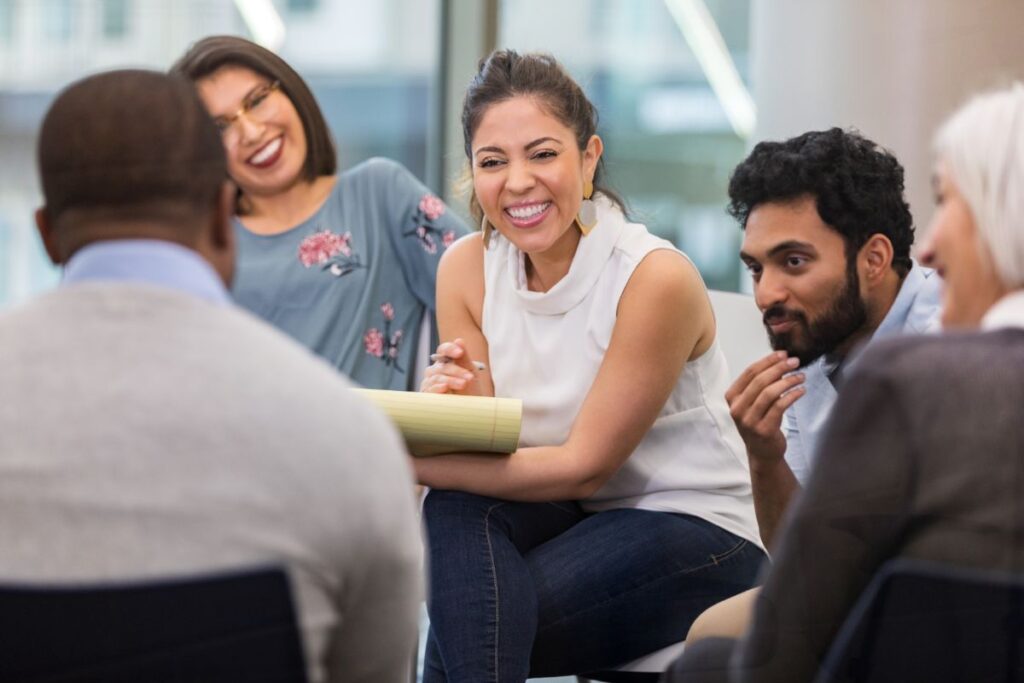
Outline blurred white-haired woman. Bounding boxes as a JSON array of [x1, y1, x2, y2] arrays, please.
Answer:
[[922, 83, 1024, 327]]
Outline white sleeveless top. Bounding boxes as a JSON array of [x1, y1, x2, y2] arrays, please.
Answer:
[[482, 196, 761, 547]]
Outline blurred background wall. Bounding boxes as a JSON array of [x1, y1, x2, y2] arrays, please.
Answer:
[[751, 0, 1024, 255]]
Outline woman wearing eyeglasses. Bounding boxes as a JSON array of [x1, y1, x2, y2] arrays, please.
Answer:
[[172, 36, 467, 390]]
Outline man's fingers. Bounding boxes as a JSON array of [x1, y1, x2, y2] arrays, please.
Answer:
[[746, 373, 805, 427], [733, 373, 804, 438], [762, 384, 806, 424], [728, 355, 800, 419], [727, 351, 788, 403]]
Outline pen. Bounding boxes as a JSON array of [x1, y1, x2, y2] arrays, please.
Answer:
[[430, 353, 487, 372]]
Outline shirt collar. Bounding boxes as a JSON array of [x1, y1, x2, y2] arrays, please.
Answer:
[[503, 194, 628, 316], [981, 290, 1024, 331], [62, 239, 231, 306], [821, 259, 940, 384], [872, 259, 940, 341]]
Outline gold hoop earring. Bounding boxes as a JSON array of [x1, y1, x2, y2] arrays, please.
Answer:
[[576, 180, 598, 235], [481, 213, 493, 247]]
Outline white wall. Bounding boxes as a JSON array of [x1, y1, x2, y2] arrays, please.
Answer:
[[750, 0, 1024, 243]]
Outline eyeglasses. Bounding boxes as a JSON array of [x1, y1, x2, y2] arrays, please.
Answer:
[[213, 81, 281, 144]]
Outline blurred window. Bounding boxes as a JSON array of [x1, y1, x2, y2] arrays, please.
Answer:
[[101, 0, 129, 39], [499, 0, 751, 291], [287, 0, 318, 12], [0, 0, 440, 309], [0, 0, 15, 44], [43, 0, 75, 42]]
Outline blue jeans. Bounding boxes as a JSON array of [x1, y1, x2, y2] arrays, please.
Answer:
[[422, 490, 766, 683]]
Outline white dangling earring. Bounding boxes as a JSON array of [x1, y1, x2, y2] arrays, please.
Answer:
[[576, 180, 597, 235], [481, 213, 493, 247]]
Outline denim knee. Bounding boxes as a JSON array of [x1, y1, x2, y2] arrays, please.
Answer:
[[423, 489, 503, 518]]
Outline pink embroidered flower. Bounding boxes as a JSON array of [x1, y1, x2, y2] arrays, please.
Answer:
[[416, 226, 437, 254], [442, 230, 456, 249], [298, 230, 352, 267], [363, 328, 384, 358], [366, 311, 404, 369], [419, 194, 446, 220], [337, 232, 353, 256]]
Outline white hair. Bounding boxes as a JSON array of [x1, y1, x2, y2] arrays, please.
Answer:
[[935, 83, 1024, 288]]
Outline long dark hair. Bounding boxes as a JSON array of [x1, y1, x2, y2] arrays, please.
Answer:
[[171, 35, 336, 185], [461, 50, 625, 222]]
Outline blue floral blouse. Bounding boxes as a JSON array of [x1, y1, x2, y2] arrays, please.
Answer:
[[231, 157, 469, 390]]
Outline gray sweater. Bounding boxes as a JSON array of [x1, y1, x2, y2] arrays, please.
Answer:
[[738, 329, 1024, 682], [0, 283, 422, 683]]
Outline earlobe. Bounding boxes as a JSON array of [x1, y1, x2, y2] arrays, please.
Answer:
[[34, 207, 63, 265]]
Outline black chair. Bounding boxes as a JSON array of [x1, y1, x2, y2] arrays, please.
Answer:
[[0, 565, 308, 683], [815, 558, 1024, 683]]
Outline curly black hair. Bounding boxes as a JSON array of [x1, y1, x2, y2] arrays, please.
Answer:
[[727, 128, 914, 276]]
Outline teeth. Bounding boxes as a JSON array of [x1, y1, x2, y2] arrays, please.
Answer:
[[507, 202, 549, 220], [250, 137, 282, 165]]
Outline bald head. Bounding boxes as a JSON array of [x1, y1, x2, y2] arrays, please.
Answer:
[[37, 69, 228, 259]]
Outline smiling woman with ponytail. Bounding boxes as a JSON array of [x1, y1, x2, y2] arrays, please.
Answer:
[[415, 49, 766, 682]]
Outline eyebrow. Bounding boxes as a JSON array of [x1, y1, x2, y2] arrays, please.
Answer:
[[525, 136, 560, 150], [766, 240, 817, 258], [740, 240, 818, 262], [473, 136, 564, 157]]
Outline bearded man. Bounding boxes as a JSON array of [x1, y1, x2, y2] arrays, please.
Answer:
[[681, 128, 942, 649]]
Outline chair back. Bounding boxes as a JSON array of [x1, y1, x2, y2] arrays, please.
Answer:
[[0, 566, 308, 683], [707, 289, 770, 381], [815, 558, 1024, 683]]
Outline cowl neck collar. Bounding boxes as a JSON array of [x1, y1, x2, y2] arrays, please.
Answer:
[[498, 195, 626, 316]]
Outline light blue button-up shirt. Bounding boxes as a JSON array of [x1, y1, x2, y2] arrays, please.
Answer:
[[784, 261, 943, 484], [62, 239, 231, 306]]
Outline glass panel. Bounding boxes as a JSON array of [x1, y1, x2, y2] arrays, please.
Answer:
[[42, 0, 75, 42], [101, 0, 129, 39], [287, 0, 318, 12], [0, 0, 440, 309], [499, 0, 751, 292], [0, 0, 15, 44]]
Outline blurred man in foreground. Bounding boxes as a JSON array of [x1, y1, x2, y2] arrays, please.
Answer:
[[0, 69, 421, 683]]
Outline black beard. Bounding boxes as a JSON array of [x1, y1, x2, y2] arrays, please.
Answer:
[[764, 263, 868, 368]]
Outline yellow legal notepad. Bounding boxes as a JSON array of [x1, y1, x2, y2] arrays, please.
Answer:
[[354, 389, 522, 456]]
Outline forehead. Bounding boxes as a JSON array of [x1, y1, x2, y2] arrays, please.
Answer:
[[195, 65, 268, 115], [472, 96, 574, 150], [741, 196, 846, 259]]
